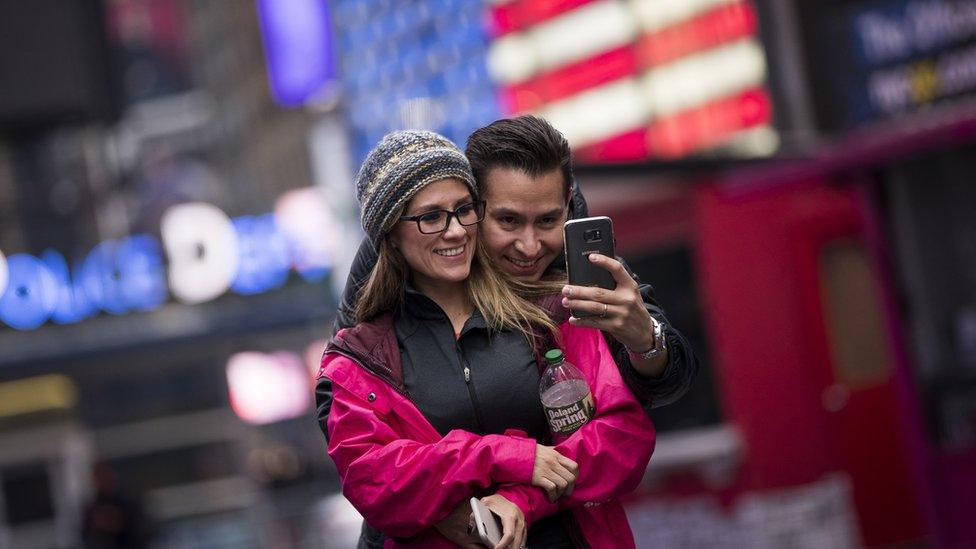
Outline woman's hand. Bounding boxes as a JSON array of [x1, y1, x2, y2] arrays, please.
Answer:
[[434, 500, 483, 548], [480, 494, 526, 549], [532, 444, 578, 502]]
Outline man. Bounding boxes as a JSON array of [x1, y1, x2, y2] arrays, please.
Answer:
[[465, 116, 695, 401], [321, 115, 698, 547]]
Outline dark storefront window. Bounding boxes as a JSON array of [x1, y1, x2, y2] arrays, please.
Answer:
[[1, 462, 55, 525], [628, 245, 722, 432], [885, 146, 976, 451]]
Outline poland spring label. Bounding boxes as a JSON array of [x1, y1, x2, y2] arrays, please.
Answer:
[[545, 394, 595, 435]]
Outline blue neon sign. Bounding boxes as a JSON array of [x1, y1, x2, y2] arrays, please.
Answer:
[[0, 254, 61, 330], [0, 195, 339, 331], [231, 214, 291, 295], [42, 249, 97, 325]]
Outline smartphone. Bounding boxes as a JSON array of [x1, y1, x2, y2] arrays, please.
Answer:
[[470, 497, 503, 547], [564, 216, 615, 317]]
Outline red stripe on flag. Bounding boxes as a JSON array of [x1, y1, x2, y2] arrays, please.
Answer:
[[576, 128, 649, 162], [637, 1, 758, 68], [500, 46, 638, 112], [497, 2, 760, 113], [577, 87, 772, 162], [490, 0, 595, 36], [648, 87, 772, 158]]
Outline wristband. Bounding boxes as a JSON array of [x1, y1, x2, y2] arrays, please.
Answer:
[[626, 316, 666, 361]]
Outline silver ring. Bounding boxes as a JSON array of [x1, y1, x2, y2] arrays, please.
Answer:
[[600, 303, 608, 318]]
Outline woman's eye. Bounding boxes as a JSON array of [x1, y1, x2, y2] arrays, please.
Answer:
[[456, 204, 474, 215], [419, 211, 443, 224]]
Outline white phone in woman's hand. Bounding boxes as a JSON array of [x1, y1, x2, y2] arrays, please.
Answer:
[[470, 497, 503, 547]]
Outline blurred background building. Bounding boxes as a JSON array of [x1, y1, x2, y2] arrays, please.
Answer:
[[0, 0, 973, 547]]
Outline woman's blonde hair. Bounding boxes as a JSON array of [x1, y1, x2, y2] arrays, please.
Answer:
[[355, 231, 562, 342]]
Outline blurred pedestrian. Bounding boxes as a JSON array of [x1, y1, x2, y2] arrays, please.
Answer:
[[316, 130, 654, 547], [81, 463, 151, 549]]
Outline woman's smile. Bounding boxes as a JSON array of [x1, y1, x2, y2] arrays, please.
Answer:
[[434, 244, 466, 259]]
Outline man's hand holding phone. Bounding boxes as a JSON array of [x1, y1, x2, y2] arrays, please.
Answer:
[[562, 253, 654, 350], [562, 217, 667, 378]]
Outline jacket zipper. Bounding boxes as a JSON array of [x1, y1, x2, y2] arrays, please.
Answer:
[[456, 342, 487, 433]]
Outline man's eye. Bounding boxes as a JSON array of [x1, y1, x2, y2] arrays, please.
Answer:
[[497, 216, 517, 225], [539, 217, 557, 226]]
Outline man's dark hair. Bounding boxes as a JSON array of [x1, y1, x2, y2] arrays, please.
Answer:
[[465, 115, 573, 201]]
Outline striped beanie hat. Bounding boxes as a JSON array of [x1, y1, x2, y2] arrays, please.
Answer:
[[356, 130, 478, 244]]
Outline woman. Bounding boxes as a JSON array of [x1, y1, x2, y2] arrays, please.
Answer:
[[318, 131, 654, 548]]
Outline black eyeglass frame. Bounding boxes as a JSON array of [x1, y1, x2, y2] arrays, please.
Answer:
[[399, 200, 487, 234]]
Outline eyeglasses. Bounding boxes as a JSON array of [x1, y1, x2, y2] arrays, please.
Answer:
[[399, 200, 486, 234]]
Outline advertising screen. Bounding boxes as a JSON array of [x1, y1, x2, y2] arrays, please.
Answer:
[[331, 0, 779, 163], [799, 0, 976, 131]]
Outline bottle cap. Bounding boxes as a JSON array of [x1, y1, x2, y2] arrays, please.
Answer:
[[544, 349, 564, 365]]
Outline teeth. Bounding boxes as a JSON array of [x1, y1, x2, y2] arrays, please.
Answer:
[[507, 257, 537, 268], [435, 246, 464, 257]]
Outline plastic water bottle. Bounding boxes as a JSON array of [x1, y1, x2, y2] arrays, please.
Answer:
[[539, 349, 594, 441]]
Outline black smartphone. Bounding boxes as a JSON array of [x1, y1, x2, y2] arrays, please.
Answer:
[[564, 216, 615, 318]]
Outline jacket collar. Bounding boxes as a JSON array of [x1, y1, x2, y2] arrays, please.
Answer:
[[400, 285, 488, 337], [326, 313, 407, 395]]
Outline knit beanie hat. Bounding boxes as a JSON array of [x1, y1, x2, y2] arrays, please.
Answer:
[[356, 130, 478, 244]]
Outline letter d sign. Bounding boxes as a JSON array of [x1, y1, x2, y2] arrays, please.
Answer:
[[161, 203, 240, 304]]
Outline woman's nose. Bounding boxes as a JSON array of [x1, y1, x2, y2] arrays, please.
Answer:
[[443, 215, 467, 238]]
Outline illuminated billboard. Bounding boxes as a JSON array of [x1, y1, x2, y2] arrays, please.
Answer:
[[332, 0, 778, 163], [0, 188, 341, 331], [798, 0, 976, 131], [256, 0, 337, 107], [487, 0, 777, 161]]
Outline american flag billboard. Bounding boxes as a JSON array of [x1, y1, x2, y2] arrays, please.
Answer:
[[331, 0, 778, 163]]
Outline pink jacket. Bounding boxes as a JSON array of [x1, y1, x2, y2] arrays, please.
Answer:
[[319, 316, 655, 548]]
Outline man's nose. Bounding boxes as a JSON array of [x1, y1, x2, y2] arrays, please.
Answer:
[[514, 230, 542, 256]]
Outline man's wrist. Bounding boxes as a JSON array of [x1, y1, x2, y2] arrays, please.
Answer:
[[626, 317, 666, 361], [625, 334, 656, 355]]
